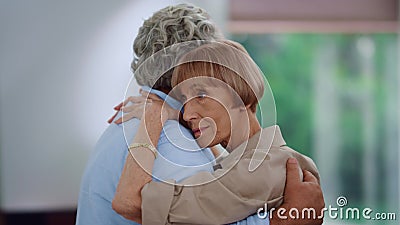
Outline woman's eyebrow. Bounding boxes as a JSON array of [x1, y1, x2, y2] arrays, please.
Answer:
[[176, 83, 208, 102]]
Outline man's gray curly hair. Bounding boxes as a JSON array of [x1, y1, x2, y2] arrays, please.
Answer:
[[132, 3, 224, 90]]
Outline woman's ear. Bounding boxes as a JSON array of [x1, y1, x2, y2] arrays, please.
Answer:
[[239, 104, 251, 112]]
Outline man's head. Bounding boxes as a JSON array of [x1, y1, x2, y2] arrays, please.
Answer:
[[132, 3, 224, 91]]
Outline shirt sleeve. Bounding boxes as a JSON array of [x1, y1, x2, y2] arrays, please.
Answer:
[[141, 145, 320, 225], [228, 213, 270, 225]]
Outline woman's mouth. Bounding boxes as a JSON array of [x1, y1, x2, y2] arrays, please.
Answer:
[[192, 126, 209, 138]]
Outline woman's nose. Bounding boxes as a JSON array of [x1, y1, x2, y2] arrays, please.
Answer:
[[182, 100, 198, 122]]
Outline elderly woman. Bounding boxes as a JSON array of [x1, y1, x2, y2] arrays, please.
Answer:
[[113, 40, 323, 225]]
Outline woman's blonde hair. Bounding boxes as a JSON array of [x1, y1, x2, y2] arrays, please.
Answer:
[[171, 40, 265, 112], [132, 4, 224, 90]]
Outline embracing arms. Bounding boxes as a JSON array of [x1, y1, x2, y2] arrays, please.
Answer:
[[111, 94, 324, 225], [112, 94, 171, 223]]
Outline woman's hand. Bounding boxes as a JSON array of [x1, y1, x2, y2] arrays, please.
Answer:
[[107, 102, 123, 124], [113, 91, 180, 125]]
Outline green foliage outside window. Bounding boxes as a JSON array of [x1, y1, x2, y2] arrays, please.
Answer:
[[234, 34, 399, 224]]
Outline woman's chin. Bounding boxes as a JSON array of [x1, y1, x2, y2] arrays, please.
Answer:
[[196, 136, 216, 149]]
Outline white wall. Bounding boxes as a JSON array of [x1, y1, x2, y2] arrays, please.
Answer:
[[0, 0, 227, 212]]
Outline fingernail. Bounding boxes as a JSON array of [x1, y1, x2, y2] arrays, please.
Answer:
[[288, 158, 297, 164]]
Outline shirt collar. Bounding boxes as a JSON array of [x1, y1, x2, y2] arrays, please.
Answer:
[[219, 125, 286, 169], [141, 86, 183, 111]]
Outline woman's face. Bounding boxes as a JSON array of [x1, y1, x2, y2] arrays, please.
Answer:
[[175, 77, 245, 149]]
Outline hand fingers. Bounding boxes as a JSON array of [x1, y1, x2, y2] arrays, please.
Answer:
[[123, 106, 146, 120], [303, 170, 319, 184], [114, 117, 122, 124], [121, 104, 136, 113], [115, 97, 154, 124], [114, 112, 137, 124], [114, 108, 140, 124], [140, 90, 162, 101], [122, 112, 136, 123], [285, 158, 302, 187], [121, 100, 153, 112], [122, 97, 130, 106], [114, 102, 123, 110], [107, 111, 119, 124], [115, 106, 147, 124], [123, 96, 147, 106], [147, 93, 162, 101]]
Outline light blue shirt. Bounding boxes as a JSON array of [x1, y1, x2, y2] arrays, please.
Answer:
[[76, 87, 269, 225]]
